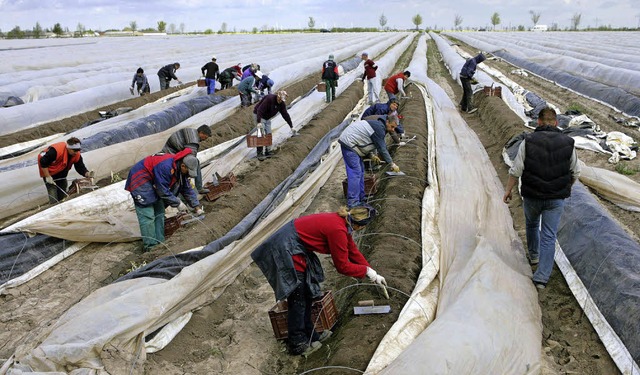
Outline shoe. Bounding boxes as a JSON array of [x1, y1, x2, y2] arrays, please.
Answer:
[[302, 341, 322, 357], [530, 257, 539, 265], [289, 341, 322, 356], [467, 108, 478, 114], [257, 155, 266, 161], [198, 188, 210, 194], [534, 281, 546, 290]]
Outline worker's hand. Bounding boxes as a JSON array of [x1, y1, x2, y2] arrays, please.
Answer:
[[470, 78, 479, 85], [129, 87, 134, 95], [256, 123, 264, 130], [85, 170, 95, 178], [370, 155, 381, 165], [194, 206, 205, 215], [177, 81, 183, 85], [366, 267, 387, 287], [503, 190, 512, 204], [291, 128, 299, 137], [177, 201, 188, 212], [390, 163, 401, 173], [45, 176, 55, 185]]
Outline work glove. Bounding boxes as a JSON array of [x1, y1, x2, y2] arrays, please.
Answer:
[[291, 128, 299, 137], [366, 267, 387, 287], [470, 78, 479, 85], [177, 201, 188, 212], [390, 163, 401, 173], [129, 87, 134, 95], [194, 206, 205, 215], [85, 170, 95, 178], [370, 155, 381, 165], [45, 176, 55, 185]]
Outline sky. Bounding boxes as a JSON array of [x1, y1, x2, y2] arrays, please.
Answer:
[[0, 0, 638, 33]]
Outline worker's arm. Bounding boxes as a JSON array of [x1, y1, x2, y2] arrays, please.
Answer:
[[327, 229, 368, 278], [153, 162, 180, 207], [73, 155, 89, 177], [371, 127, 393, 164], [279, 102, 294, 128], [397, 78, 406, 96], [503, 141, 526, 203]]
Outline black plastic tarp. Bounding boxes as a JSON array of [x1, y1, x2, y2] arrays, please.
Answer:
[[0, 232, 72, 285], [557, 182, 640, 364], [118, 118, 351, 281], [491, 50, 640, 118]]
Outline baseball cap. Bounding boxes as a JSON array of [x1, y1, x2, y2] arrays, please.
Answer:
[[182, 155, 198, 178]]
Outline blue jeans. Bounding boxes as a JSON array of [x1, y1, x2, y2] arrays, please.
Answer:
[[135, 200, 166, 251], [205, 78, 217, 94], [340, 144, 365, 208], [523, 197, 565, 284]]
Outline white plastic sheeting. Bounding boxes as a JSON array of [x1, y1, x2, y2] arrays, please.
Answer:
[[0, 33, 394, 136], [0, 33, 408, 221], [374, 34, 542, 374]]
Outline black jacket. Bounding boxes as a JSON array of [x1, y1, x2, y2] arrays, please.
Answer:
[[201, 62, 219, 79], [521, 126, 575, 199], [157, 64, 178, 80]]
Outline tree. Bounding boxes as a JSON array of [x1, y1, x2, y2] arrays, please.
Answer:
[[33, 22, 43, 38], [169, 23, 176, 34], [529, 10, 541, 26], [157, 21, 166, 33], [52, 23, 64, 37], [490, 12, 501, 30], [204, 28, 213, 34], [412, 14, 423, 30], [454, 14, 463, 30], [179, 23, 185, 34], [220, 22, 228, 33], [571, 12, 582, 30], [7, 26, 24, 39], [379, 13, 388, 29], [129, 21, 137, 32], [76, 23, 85, 37], [308, 17, 315, 29]]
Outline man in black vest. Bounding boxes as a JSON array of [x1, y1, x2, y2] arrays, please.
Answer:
[[503, 107, 580, 290]]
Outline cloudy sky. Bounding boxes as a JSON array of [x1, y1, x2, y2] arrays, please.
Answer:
[[0, 0, 638, 32]]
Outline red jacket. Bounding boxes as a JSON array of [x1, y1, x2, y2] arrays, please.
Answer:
[[38, 142, 82, 177], [384, 72, 406, 94], [292, 212, 370, 278], [363, 59, 377, 79]]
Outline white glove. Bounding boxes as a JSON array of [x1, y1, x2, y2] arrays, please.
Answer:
[[366, 267, 387, 286], [399, 142, 407, 146], [256, 123, 264, 130], [194, 206, 205, 215], [390, 163, 401, 173], [291, 128, 299, 137], [45, 176, 55, 185], [177, 201, 188, 212], [85, 170, 95, 178]]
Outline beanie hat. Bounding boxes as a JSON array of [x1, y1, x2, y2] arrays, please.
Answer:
[[328, 54, 335, 60]]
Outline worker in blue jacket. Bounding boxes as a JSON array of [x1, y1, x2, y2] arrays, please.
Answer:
[[361, 98, 405, 142], [125, 148, 201, 251], [459, 53, 486, 113]]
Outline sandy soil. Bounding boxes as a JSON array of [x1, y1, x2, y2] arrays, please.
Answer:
[[1, 34, 637, 375]]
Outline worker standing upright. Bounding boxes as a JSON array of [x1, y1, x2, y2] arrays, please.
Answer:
[[201, 56, 220, 94], [361, 52, 379, 105], [321, 54, 339, 103], [459, 53, 486, 114]]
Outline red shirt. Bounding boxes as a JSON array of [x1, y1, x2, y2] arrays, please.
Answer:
[[363, 59, 377, 79], [292, 213, 369, 278]]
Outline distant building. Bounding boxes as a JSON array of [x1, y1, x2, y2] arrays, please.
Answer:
[[531, 25, 548, 32]]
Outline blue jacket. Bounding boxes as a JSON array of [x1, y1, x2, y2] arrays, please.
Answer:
[[460, 53, 486, 79], [361, 102, 404, 134], [125, 148, 199, 208]]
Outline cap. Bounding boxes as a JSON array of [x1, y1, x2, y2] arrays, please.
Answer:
[[361, 52, 369, 56], [182, 155, 198, 178], [328, 54, 335, 60], [211, 55, 217, 60], [255, 71, 263, 79]]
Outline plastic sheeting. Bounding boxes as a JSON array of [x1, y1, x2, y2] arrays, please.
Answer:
[[368, 34, 542, 374], [446, 32, 640, 118]]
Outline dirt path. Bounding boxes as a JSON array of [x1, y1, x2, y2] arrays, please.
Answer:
[[427, 37, 625, 374]]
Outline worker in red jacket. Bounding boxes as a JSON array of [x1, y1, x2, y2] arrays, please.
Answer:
[[251, 205, 387, 356], [383, 71, 411, 101], [361, 52, 379, 105], [38, 137, 93, 204]]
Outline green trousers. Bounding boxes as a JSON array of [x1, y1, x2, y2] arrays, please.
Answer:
[[324, 79, 337, 102], [135, 200, 166, 251]]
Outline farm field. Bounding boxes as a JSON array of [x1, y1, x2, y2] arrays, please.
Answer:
[[1, 32, 638, 374]]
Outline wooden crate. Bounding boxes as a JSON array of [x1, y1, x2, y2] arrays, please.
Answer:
[[342, 174, 378, 198], [246, 133, 273, 147], [164, 212, 187, 237], [483, 85, 502, 98], [203, 173, 237, 202], [268, 290, 338, 340], [197, 78, 207, 87], [317, 82, 326, 92]]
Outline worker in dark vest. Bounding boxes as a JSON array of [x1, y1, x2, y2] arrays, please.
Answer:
[[503, 107, 580, 290], [321, 54, 339, 103]]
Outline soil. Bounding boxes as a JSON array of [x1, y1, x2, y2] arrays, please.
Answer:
[[1, 34, 637, 375]]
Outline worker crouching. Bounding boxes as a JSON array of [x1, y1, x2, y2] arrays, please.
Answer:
[[251, 205, 387, 356]]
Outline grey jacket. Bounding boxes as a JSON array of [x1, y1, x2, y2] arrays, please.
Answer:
[[251, 221, 324, 301]]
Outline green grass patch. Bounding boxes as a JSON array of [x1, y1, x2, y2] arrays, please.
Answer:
[[615, 161, 638, 175]]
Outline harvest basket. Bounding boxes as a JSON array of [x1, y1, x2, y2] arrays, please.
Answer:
[[268, 291, 338, 340], [246, 132, 273, 147], [342, 174, 378, 198], [203, 172, 237, 202]]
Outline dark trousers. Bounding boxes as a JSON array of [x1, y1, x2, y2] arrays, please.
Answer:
[[287, 271, 319, 347], [460, 76, 473, 111], [323, 79, 336, 102], [44, 176, 68, 204]]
